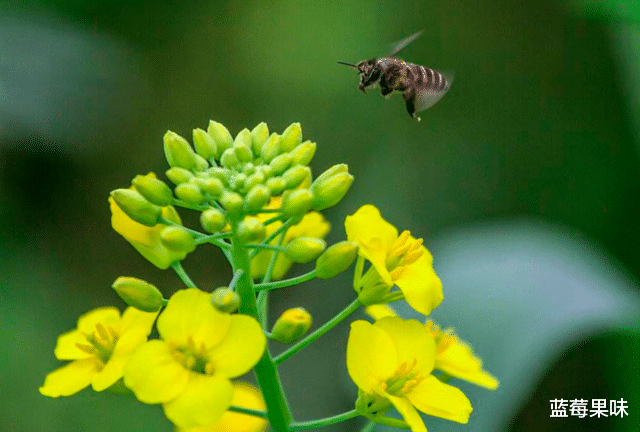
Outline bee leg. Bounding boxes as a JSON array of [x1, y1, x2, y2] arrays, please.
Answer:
[[403, 90, 420, 121], [381, 87, 393, 99]]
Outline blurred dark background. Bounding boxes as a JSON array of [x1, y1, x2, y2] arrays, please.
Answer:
[[1, 1, 639, 431]]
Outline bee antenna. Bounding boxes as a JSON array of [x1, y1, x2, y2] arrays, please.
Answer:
[[337, 61, 358, 69]]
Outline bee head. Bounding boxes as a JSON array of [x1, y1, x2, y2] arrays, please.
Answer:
[[356, 60, 377, 92]]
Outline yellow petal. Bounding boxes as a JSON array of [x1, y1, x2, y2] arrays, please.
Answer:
[[123, 339, 189, 404], [207, 314, 266, 378], [39, 358, 99, 397], [163, 374, 233, 429], [284, 211, 330, 242], [364, 304, 398, 320], [405, 375, 473, 424], [91, 328, 148, 392], [118, 306, 158, 335], [382, 392, 427, 432], [437, 343, 499, 390], [374, 317, 436, 376], [54, 329, 92, 360], [157, 289, 232, 349], [395, 253, 443, 316], [346, 320, 398, 393], [76, 307, 120, 334]]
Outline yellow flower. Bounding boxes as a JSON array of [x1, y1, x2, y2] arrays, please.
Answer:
[[181, 383, 267, 432], [110, 174, 187, 270], [347, 317, 472, 432], [123, 289, 266, 429], [251, 198, 330, 280], [425, 321, 499, 390], [345, 205, 443, 316], [40, 306, 157, 397]]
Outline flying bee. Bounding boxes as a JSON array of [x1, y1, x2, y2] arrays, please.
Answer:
[[338, 31, 453, 121]]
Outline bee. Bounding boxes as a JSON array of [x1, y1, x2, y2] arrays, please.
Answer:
[[338, 31, 453, 121]]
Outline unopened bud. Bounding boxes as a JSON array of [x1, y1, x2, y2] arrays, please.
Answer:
[[194, 154, 209, 172], [281, 189, 313, 217], [233, 128, 252, 149], [193, 128, 217, 161], [220, 148, 240, 169], [160, 226, 196, 253], [310, 165, 354, 210], [201, 208, 226, 233], [260, 133, 282, 163], [282, 165, 311, 190], [164, 131, 196, 170], [237, 217, 266, 242], [290, 141, 316, 166], [271, 308, 312, 344], [228, 173, 246, 191], [211, 287, 241, 313], [175, 182, 205, 205], [207, 120, 233, 158], [266, 177, 286, 196], [280, 123, 302, 152], [251, 122, 269, 156], [166, 167, 194, 185], [234, 145, 253, 164], [244, 185, 271, 212], [195, 177, 224, 198], [284, 237, 326, 263], [220, 191, 244, 215], [132, 174, 173, 206], [110, 189, 162, 227], [112, 277, 163, 312], [315, 241, 358, 279], [270, 153, 293, 175]]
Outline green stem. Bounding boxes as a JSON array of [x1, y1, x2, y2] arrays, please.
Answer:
[[360, 421, 377, 432], [353, 255, 365, 289], [289, 410, 359, 431], [274, 298, 361, 365], [171, 262, 197, 287], [227, 405, 268, 419], [257, 229, 287, 329], [195, 232, 231, 245], [160, 217, 232, 261], [263, 214, 284, 226], [254, 270, 317, 292], [230, 220, 292, 432], [247, 243, 284, 252], [249, 218, 294, 260], [228, 269, 244, 291], [373, 416, 410, 429], [170, 199, 209, 212]]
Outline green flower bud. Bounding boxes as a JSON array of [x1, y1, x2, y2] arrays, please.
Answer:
[[195, 177, 224, 198], [271, 308, 312, 344], [228, 173, 246, 191], [192, 128, 217, 161], [164, 130, 196, 170], [244, 185, 271, 212], [266, 177, 286, 196], [207, 167, 229, 182], [251, 122, 269, 156], [160, 226, 196, 253], [175, 182, 204, 205], [260, 165, 274, 179], [282, 165, 311, 190], [220, 191, 244, 215], [211, 287, 241, 313], [207, 120, 233, 158], [244, 171, 266, 192], [314, 164, 348, 185], [110, 189, 162, 227], [132, 175, 173, 206], [112, 276, 163, 312], [311, 172, 354, 210], [194, 154, 210, 172], [260, 133, 282, 163], [234, 144, 253, 164], [242, 163, 256, 176], [281, 189, 313, 217], [233, 128, 252, 149], [200, 208, 226, 233], [315, 241, 358, 279], [290, 141, 316, 166], [220, 147, 240, 169], [283, 237, 326, 263], [237, 217, 266, 242], [166, 167, 194, 185], [280, 122, 302, 152], [269, 153, 293, 175]]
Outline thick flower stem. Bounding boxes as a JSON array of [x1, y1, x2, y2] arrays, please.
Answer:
[[230, 220, 292, 432]]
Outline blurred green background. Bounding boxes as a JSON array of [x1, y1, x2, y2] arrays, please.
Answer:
[[1, 0, 639, 431]]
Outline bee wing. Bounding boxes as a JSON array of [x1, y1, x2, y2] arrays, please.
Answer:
[[388, 30, 424, 57], [414, 71, 454, 112]]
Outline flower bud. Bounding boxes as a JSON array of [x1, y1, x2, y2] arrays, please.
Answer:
[[194, 154, 210, 172], [282, 165, 311, 190], [281, 189, 313, 218], [283, 237, 326, 263], [280, 123, 302, 152], [315, 241, 358, 279], [313, 164, 348, 185], [193, 128, 217, 161], [260, 133, 281, 163], [110, 189, 162, 227], [271, 308, 312, 344], [220, 147, 240, 169], [160, 226, 196, 253], [166, 167, 194, 185], [260, 165, 274, 179], [234, 128, 252, 149], [237, 217, 266, 242], [266, 177, 286, 196], [207, 167, 230, 182], [220, 191, 244, 215], [211, 287, 241, 313], [164, 130, 196, 170], [201, 208, 226, 233], [290, 141, 316, 166], [310, 165, 354, 210], [132, 174, 173, 206], [269, 153, 293, 175], [207, 120, 233, 158], [234, 145, 253, 164], [244, 185, 271, 212], [242, 163, 256, 176], [112, 277, 163, 312], [244, 171, 266, 192], [251, 122, 269, 156], [175, 182, 205, 205], [194, 177, 224, 198], [228, 173, 246, 191]]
